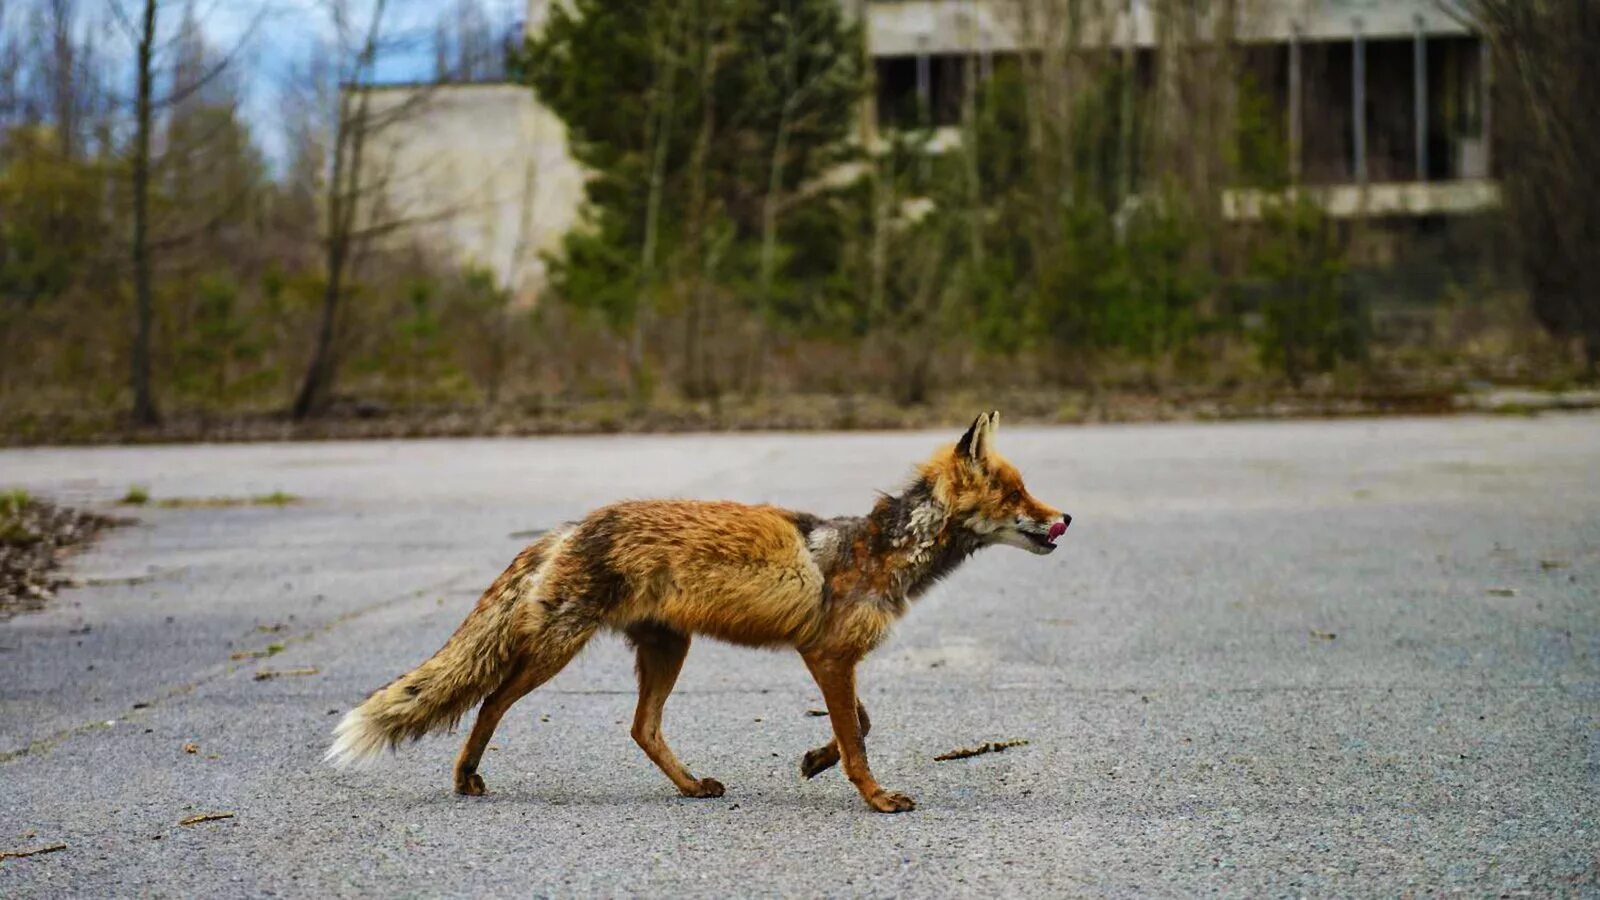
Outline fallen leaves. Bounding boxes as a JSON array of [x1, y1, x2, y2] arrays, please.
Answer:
[[1, 493, 124, 620], [183, 742, 199, 754], [0, 842, 66, 861], [805, 709, 828, 717], [934, 739, 1029, 762], [178, 812, 234, 826], [1310, 630, 1337, 641], [253, 667, 319, 681], [1486, 588, 1518, 597]]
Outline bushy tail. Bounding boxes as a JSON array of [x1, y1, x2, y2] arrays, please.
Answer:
[[325, 555, 538, 768]]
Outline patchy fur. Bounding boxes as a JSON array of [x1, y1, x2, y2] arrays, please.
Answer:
[[327, 410, 1069, 813]]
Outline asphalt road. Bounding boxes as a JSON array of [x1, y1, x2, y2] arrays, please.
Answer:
[[1, 415, 1597, 897]]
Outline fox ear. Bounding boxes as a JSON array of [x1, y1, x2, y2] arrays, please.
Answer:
[[955, 410, 999, 464]]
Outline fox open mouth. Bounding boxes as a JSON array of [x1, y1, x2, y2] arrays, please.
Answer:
[[1022, 520, 1068, 552], [1024, 522, 1062, 550], [1023, 532, 1057, 551]]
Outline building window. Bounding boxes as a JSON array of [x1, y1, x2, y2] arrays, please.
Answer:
[[876, 54, 969, 129]]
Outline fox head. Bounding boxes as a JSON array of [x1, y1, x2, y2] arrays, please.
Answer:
[[924, 411, 1071, 555]]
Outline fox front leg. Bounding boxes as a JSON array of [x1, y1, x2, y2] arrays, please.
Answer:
[[801, 653, 913, 813]]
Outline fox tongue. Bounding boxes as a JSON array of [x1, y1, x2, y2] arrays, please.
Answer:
[[1047, 521, 1068, 542]]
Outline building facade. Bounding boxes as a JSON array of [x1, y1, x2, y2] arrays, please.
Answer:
[[871, 0, 1492, 219], [365, 0, 1493, 295]]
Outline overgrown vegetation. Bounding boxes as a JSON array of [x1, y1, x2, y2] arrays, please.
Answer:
[[0, 0, 1590, 443], [118, 487, 299, 508]]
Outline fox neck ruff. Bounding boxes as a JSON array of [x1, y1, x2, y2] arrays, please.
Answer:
[[818, 477, 985, 614]]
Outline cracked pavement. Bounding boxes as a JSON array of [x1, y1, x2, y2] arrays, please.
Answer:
[[1, 416, 1597, 896]]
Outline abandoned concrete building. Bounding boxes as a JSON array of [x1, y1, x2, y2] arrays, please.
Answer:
[[364, 0, 1494, 300]]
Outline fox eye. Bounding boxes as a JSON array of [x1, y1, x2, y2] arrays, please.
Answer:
[[1005, 490, 1022, 504]]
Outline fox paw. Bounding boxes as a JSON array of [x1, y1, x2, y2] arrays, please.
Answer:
[[800, 746, 840, 779], [867, 790, 915, 813], [454, 772, 486, 796], [680, 777, 725, 798]]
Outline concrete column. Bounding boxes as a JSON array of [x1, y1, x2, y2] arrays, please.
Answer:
[[916, 36, 932, 127], [1480, 38, 1492, 177], [1415, 15, 1428, 180], [857, 0, 877, 146], [1289, 24, 1302, 183], [973, 0, 992, 84], [1353, 18, 1366, 183]]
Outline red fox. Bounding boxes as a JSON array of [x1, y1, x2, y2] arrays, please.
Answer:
[[327, 411, 1070, 813]]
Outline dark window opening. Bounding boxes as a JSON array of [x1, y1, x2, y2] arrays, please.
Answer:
[[875, 54, 969, 129], [1299, 40, 1355, 184], [1260, 35, 1486, 186], [1427, 36, 1487, 179]]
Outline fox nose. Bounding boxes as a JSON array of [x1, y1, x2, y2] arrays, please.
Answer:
[[1061, 513, 1072, 529]]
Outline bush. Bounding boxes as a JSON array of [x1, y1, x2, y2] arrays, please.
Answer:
[[1246, 197, 1365, 386]]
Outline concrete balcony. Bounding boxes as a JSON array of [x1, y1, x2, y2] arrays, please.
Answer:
[[1222, 179, 1501, 221]]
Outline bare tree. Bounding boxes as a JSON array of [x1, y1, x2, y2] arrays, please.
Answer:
[[750, 0, 860, 391], [113, 0, 259, 426], [433, 0, 499, 83], [1, 0, 106, 157], [46, 0, 80, 158], [1469, 0, 1600, 370], [630, 0, 684, 404], [293, 0, 446, 419], [0, 1, 11, 115], [677, 2, 727, 402], [128, 0, 158, 424], [0, 0, 27, 130], [293, 0, 388, 419]]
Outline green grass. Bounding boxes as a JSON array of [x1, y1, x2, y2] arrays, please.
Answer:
[[1487, 402, 1542, 418], [123, 488, 301, 509], [253, 491, 298, 507], [0, 489, 37, 546], [152, 492, 301, 509], [229, 642, 286, 661]]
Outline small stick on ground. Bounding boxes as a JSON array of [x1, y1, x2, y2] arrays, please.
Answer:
[[934, 739, 1029, 761], [0, 842, 66, 861], [179, 812, 234, 826]]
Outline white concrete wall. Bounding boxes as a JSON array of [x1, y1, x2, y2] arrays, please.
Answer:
[[360, 83, 586, 299]]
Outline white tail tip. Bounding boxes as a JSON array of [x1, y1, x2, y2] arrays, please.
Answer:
[[325, 706, 388, 769]]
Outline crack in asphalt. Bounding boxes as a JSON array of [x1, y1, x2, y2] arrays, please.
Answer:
[[0, 569, 480, 764]]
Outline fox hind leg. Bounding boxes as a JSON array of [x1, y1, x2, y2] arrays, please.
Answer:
[[627, 623, 724, 798], [453, 621, 595, 796], [800, 701, 870, 779]]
